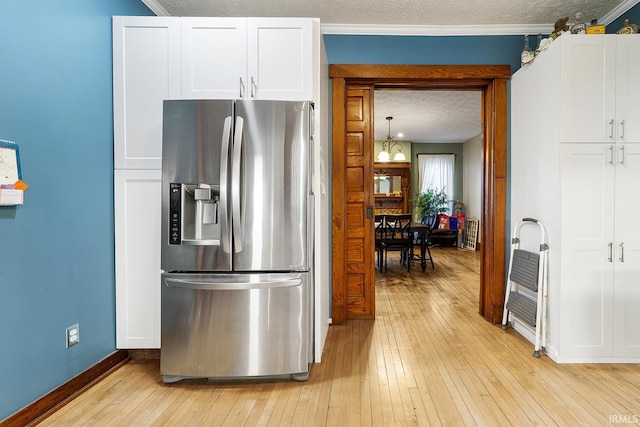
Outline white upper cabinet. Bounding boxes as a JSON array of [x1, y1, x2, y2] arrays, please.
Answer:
[[247, 18, 313, 100], [114, 17, 318, 170], [181, 17, 314, 100], [614, 37, 640, 143], [181, 18, 248, 100], [113, 16, 181, 169], [560, 35, 640, 143]]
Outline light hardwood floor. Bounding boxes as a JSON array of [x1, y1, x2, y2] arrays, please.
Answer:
[[40, 248, 640, 426]]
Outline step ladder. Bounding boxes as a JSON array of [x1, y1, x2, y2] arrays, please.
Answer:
[[501, 218, 549, 358]]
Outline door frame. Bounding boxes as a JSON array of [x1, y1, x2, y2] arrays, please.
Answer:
[[330, 64, 510, 324]]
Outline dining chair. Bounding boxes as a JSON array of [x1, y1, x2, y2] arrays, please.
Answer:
[[382, 213, 413, 272], [374, 214, 386, 271], [409, 216, 435, 270]]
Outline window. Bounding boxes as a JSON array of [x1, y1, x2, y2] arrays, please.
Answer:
[[417, 154, 455, 213]]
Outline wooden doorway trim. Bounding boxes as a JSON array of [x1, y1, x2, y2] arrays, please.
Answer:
[[330, 64, 510, 324]]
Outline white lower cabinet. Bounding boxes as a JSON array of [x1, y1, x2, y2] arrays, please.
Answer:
[[559, 144, 615, 359], [115, 170, 162, 348], [612, 143, 640, 357], [557, 143, 640, 361]]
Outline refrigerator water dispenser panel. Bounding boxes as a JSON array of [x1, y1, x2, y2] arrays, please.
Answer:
[[169, 183, 221, 246], [169, 183, 181, 244]]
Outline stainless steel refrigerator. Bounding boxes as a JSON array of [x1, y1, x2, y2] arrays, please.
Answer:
[[160, 99, 314, 383]]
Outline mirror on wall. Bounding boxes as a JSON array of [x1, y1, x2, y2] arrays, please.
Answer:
[[374, 175, 402, 195], [374, 162, 411, 214]]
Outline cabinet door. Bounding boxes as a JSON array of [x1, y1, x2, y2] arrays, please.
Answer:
[[247, 18, 313, 100], [613, 144, 640, 357], [560, 36, 616, 143], [615, 37, 640, 143], [181, 18, 247, 99], [560, 144, 615, 358], [115, 170, 162, 348], [113, 17, 181, 169]]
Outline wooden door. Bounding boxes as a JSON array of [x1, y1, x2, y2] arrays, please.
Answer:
[[340, 85, 376, 319]]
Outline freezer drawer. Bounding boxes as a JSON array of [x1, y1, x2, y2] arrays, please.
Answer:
[[160, 272, 311, 382]]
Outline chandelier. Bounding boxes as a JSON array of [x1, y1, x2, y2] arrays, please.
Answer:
[[377, 116, 406, 162]]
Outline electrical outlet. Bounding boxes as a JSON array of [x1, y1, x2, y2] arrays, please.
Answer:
[[66, 323, 80, 348]]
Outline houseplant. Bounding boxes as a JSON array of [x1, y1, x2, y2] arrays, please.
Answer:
[[413, 187, 449, 224]]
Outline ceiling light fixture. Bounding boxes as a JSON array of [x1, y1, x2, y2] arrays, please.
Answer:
[[378, 116, 406, 162]]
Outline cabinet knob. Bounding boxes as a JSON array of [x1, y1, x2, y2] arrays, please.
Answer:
[[239, 77, 245, 98], [619, 119, 625, 140]]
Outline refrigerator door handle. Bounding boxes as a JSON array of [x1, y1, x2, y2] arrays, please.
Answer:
[[220, 116, 232, 253], [232, 116, 244, 253], [164, 277, 302, 290]]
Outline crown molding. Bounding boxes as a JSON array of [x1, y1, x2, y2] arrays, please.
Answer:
[[599, 0, 640, 25], [321, 23, 554, 36], [141, 0, 169, 16], [140, 0, 639, 33]]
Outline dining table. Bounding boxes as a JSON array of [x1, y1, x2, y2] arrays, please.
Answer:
[[374, 215, 434, 272]]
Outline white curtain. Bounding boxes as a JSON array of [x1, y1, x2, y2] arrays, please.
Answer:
[[418, 154, 455, 213]]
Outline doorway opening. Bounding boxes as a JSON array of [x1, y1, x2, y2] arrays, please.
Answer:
[[330, 64, 510, 325], [373, 88, 483, 290]]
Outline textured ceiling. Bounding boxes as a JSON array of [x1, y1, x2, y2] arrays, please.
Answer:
[[149, 0, 636, 30], [143, 0, 638, 143], [375, 91, 482, 143]]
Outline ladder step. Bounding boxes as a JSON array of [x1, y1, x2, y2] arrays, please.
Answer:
[[510, 249, 540, 292], [505, 291, 537, 327]]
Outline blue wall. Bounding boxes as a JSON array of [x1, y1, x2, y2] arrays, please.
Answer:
[[324, 34, 523, 73], [1, 0, 638, 420], [607, 7, 640, 33], [0, 0, 152, 420]]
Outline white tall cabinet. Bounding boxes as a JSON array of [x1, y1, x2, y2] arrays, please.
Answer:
[[112, 16, 330, 358], [511, 34, 640, 362], [113, 16, 180, 348]]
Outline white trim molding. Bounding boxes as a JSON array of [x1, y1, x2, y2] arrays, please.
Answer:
[[600, 0, 640, 25], [321, 23, 555, 36], [141, 0, 169, 16]]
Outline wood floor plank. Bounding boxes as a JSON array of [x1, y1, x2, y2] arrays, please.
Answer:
[[39, 248, 640, 427], [243, 382, 277, 426], [217, 383, 261, 426]]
